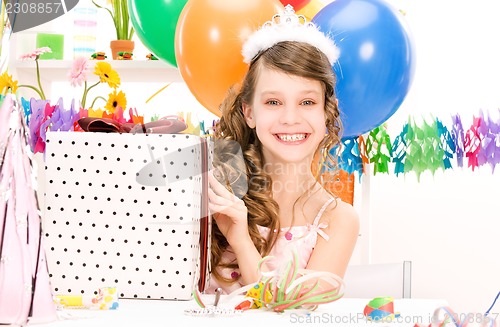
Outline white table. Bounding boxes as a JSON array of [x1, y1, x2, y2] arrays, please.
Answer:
[[29, 296, 448, 327]]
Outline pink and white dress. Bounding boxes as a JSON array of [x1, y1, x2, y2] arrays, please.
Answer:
[[205, 197, 335, 295]]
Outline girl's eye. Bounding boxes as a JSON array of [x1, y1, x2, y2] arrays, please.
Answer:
[[266, 99, 280, 106], [301, 100, 315, 106]]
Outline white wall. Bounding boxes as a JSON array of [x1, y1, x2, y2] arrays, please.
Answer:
[[10, 0, 500, 314], [358, 0, 500, 313], [316, 0, 500, 312]]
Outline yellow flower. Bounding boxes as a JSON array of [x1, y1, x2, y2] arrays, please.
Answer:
[[105, 89, 127, 114], [94, 61, 120, 88], [0, 72, 19, 95]]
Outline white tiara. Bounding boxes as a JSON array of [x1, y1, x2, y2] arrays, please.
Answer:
[[242, 4, 339, 65]]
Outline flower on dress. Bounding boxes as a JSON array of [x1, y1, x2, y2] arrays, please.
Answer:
[[104, 89, 126, 114], [0, 72, 19, 95], [68, 56, 90, 87]]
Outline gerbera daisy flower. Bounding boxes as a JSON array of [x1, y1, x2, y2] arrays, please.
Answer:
[[19, 47, 52, 60], [68, 56, 89, 87], [0, 72, 19, 95], [94, 61, 120, 88], [15, 47, 52, 99], [79, 61, 121, 108], [105, 89, 127, 114]]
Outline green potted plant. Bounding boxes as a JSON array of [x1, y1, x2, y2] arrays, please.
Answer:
[[92, 0, 135, 59]]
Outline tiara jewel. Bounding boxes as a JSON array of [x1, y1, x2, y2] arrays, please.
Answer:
[[242, 4, 339, 65]]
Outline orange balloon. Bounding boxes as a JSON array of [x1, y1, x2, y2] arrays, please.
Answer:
[[296, 0, 324, 21], [175, 0, 284, 117]]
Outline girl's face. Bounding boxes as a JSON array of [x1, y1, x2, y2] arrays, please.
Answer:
[[243, 68, 326, 167]]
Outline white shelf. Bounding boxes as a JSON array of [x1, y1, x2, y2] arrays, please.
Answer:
[[12, 60, 184, 84]]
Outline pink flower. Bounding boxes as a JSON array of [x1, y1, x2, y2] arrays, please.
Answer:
[[68, 56, 89, 87], [19, 47, 52, 60], [33, 47, 52, 56]]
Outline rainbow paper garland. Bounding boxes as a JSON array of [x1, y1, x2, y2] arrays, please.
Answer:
[[335, 110, 500, 180]]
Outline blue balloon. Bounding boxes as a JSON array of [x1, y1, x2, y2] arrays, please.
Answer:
[[312, 0, 416, 139]]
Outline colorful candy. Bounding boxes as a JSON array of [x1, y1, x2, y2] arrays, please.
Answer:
[[54, 287, 119, 310]]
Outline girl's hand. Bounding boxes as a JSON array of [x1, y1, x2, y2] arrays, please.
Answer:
[[208, 170, 250, 247]]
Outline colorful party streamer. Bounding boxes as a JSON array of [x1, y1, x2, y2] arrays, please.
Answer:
[[451, 114, 466, 168], [463, 116, 481, 171], [222, 252, 345, 313], [391, 123, 408, 176], [335, 110, 500, 179], [477, 110, 500, 173], [365, 125, 393, 175]]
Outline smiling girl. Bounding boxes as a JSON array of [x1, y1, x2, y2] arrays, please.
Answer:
[[206, 7, 359, 295]]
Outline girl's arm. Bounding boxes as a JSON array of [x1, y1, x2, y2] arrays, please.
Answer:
[[306, 200, 360, 279], [229, 234, 266, 285], [208, 172, 266, 285]]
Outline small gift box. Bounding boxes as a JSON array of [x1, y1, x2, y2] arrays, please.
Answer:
[[42, 132, 211, 300]]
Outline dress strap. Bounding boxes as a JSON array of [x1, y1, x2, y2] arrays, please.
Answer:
[[312, 197, 336, 226], [309, 197, 336, 242]]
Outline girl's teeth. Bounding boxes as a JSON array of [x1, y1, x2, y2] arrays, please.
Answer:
[[278, 134, 306, 142]]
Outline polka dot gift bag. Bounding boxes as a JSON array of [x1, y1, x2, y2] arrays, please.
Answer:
[[42, 132, 212, 300]]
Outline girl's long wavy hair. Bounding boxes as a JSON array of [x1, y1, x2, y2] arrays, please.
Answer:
[[210, 41, 343, 283]]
